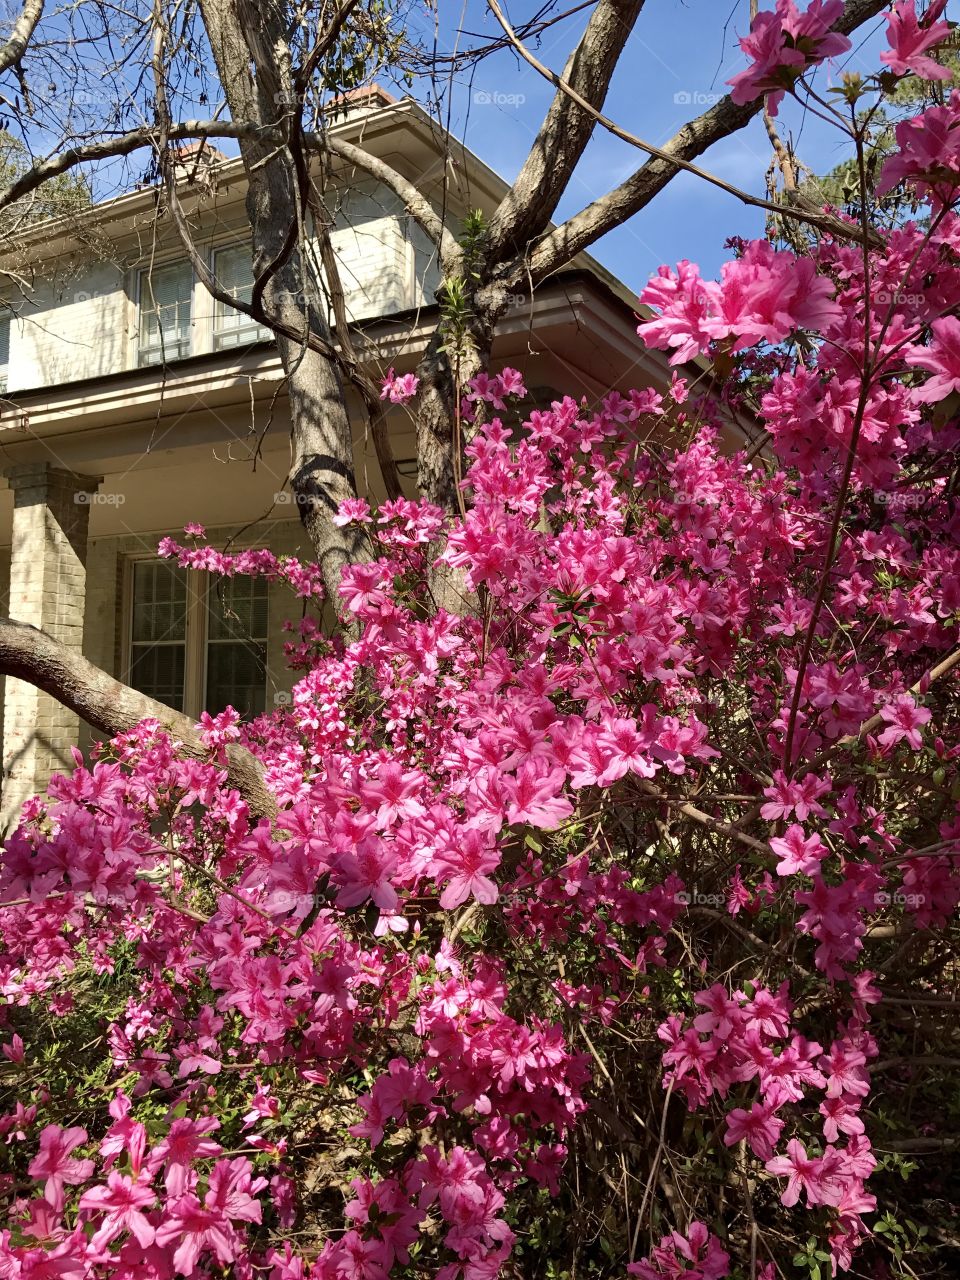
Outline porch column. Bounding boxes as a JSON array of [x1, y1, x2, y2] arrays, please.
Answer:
[[1, 464, 102, 828]]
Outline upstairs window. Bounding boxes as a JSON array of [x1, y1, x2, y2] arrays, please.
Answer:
[[0, 314, 9, 393], [138, 262, 193, 365], [213, 246, 271, 350]]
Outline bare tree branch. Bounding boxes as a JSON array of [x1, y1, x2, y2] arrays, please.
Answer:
[[486, 0, 879, 258], [325, 134, 461, 270], [485, 0, 645, 261], [500, 0, 889, 285], [0, 123, 457, 287], [0, 619, 276, 818], [0, 0, 43, 76]]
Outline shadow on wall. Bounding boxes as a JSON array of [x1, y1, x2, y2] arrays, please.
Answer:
[[0, 722, 78, 839]]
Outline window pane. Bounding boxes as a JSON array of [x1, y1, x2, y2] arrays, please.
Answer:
[[0, 315, 9, 367], [205, 641, 267, 718], [131, 562, 188, 642], [139, 262, 192, 363], [129, 643, 186, 711], [213, 246, 270, 348], [128, 561, 188, 712], [207, 576, 268, 641], [205, 576, 268, 717]]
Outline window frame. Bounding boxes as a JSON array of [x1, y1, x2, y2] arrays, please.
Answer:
[[136, 260, 195, 367], [0, 313, 10, 394], [122, 554, 269, 719], [210, 244, 272, 351]]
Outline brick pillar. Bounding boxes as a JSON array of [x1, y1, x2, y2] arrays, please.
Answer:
[[1, 465, 102, 828]]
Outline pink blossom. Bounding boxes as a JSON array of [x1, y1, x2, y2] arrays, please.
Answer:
[[723, 1102, 784, 1160], [78, 1172, 156, 1247], [148, 1117, 222, 1197], [504, 762, 573, 829], [332, 498, 373, 527], [769, 824, 828, 877], [434, 828, 501, 909], [765, 1138, 824, 1207], [727, 1, 850, 115], [28, 1126, 94, 1208], [878, 693, 932, 750], [906, 316, 960, 403], [380, 368, 420, 404], [880, 0, 951, 80]]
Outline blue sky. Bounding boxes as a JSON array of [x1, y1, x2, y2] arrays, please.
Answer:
[[396, 0, 900, 292]]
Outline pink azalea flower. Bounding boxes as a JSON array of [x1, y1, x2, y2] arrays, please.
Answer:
[[878, 692, 932, 750], [2, 1034, 25, 1063], [78, 1172, 156, 1248], [724, 1102, 784, 1160], [820, 1095, 866, 1142], [769, 824, 828, 876], [880, 0, 951, 80], [434, 828, 501, 910], [332, 498, 373, 527], [765, 1138, 823, 1207], [148, 1116, 222, 1197], [727, 1, 850, 116], [205, 1157, 267, 1225], [504, 761, 573, 830], [154, 1197, 236, 1274], [906, 315, 960, 402], [28, 1126, 95, 1208], [380, 368, 420, 404], [879, 95, 960, 209], [331, 841, 399, 911]]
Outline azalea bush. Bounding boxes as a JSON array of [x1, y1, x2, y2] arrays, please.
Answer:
[[1, 3, 959, 1278]]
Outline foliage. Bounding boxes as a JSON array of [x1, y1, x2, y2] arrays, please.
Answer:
[[0, 4, 960, 1279], [0, 130, 90, 235], [809, 46, 959, 226]]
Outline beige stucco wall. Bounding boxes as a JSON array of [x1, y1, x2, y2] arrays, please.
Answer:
[[6, 176, 437, 394], [9, 261, 130, 393]]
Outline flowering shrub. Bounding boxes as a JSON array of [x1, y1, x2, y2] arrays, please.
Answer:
[[0, 3, 959, 1276]]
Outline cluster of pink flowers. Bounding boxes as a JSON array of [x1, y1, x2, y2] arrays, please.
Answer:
[[380, 368, 420, 405], [728, 1, 952, 116], [5, 1112, 268, 1278], [0, 25, 958, 1279], [158, 539, 326, 598], [726, 0, 851, 115], [658, 974, 881, 1271], [880, 0, 951, 81]]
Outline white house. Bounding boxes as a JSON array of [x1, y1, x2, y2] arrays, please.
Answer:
[[0, 87, 691, 826]]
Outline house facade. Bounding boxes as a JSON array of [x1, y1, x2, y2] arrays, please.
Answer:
[[0, 89, 691, 827]]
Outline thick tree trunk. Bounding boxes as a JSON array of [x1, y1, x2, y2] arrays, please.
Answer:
[[199, 0, 366, 602], [415, 286, 513, 512]]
